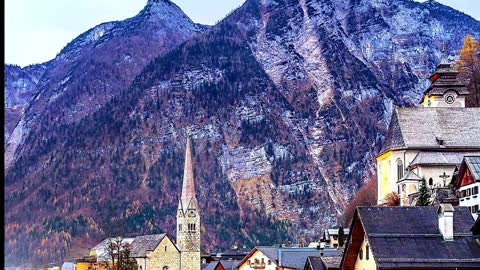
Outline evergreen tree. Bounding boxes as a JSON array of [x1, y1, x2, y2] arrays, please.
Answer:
[[416, 178, 431, 206], [338, 226, 345, 248]]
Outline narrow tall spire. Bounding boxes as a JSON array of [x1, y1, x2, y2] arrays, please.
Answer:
[[181, 131, 196, 209]]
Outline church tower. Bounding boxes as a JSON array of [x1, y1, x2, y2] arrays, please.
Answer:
[[176, 133, 201, 270], [421, 58, 469, 108]]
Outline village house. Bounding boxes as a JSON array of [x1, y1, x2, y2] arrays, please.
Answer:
[[376, 59, 480, 206], [236, 247, 340, 270], [454, 155, 480, 218], [323, 228, 350, 248], [341, 205, 480, 269]]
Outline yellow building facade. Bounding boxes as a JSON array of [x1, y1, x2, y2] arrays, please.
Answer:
[[353, 237, 376, 270]]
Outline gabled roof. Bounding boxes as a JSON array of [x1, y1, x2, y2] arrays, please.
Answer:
[[319, 256, 341, 270], [410, 151, 480, 167], [256, 246, 279, 262], [218, 260, 241, 270], [380, 107, 480, 155], [306, 255, 341, 270], [91, 237, 135, 261], [455, 155, 480, 188], [465, 156, 480, 181], [397, 170, 422, 183], [130, 234, 168, 258], [305, 256, 324, 270], [278, 248, 328, 269], [203, 261, 218, 270], [342, 206, 480, 269], [236, 246, 279, 268]]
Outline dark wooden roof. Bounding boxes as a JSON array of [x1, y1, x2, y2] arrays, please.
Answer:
[[423, 61, 469, 97], [341, 206, 480, 269], [305, 256, 324, 270]]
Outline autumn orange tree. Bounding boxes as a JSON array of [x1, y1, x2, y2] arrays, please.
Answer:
[[455, 34, 480, 107], [341, 174, 378, 226], [384, 192, 400, 206]]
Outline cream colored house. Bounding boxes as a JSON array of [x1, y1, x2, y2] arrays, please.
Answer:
[[377, 60, 480, 205], [324, 229, 350, 248], [237, 247, 278, 270]]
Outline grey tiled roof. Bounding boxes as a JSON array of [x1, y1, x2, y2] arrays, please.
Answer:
[[465, 156, 480, 181], [320, 256, 341, 269], [410, 151, 480, 167], [306, 256, 324, 270], [358, 206, 474, 235], [278, 248, 340, 269], [357, 206, 480, 268], [256, 246, 279, 262], [130, 234, 166, 257], [203, 261, 218, 270], [380, 107, 480, 154], [306, 255, 341, 270], [219, 260, 241, 270]]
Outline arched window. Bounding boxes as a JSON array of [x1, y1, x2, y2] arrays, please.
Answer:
[[165, 245, 167, 252], [429, 178, 433, 186], [359, 248, 363, 260], [397, 159, 404, 181], [163, 266, 169, 270], [366, 245, 370, 260]]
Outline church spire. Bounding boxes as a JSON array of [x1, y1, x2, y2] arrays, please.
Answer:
[[180, 130, 196, 209]]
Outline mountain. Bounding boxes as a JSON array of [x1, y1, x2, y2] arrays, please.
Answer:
[[4, 62, 50, 144], [4, 0, 480, 266], [4, 0, 206, 171]]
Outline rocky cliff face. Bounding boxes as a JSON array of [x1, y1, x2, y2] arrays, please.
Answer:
[[4, 63, 50, 143], [4, 0, 480, 266]]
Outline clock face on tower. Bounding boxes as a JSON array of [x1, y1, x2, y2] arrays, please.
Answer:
[[444, 93, 456, 104], [188, 210, 196, 217]]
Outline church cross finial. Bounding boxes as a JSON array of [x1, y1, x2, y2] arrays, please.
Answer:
[[439, 172, 451, 187]]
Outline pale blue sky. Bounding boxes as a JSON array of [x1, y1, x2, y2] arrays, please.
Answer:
[[5, 0, 479, 67]]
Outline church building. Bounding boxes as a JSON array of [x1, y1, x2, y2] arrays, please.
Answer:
[[377, 59, 480, 205]]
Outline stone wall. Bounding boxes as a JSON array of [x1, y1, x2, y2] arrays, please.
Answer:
[[145, 236, 180, 270]]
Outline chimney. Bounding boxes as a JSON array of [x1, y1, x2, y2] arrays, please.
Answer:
[[438, 204, 455, 241]]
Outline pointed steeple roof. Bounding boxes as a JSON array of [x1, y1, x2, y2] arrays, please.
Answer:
[[180, 131, 197, 209]]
